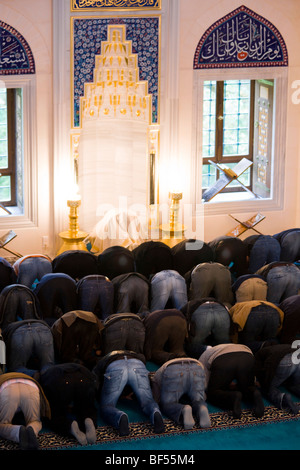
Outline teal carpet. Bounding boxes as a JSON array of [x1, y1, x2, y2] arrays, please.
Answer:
[[1, 361, 299, 452]]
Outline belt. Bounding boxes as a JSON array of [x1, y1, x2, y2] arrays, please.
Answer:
[[169, 358, 198, 366]]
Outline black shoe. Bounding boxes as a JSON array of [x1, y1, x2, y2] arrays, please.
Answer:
[[19, 426, 29, 450], [119, 414, 129, 436], [153, 411, 165, 434], [26, 426, 39, 450], [19, 426, 39, 450]]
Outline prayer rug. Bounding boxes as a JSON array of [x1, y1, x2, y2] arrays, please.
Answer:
[[1, 403, 299, 451]]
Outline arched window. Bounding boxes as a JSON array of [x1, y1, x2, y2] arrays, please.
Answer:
[[0, 20, 35, 214], [192, 6, 288, 210]]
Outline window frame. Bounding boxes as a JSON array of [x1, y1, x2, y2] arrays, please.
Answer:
[[192, 66, 288, 216], [0, 88, 17, 206], [0, 75, 37, 228], [202, 79, 255, 193]]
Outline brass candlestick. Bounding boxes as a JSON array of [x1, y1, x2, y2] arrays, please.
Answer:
[[160, 192, 185, 247], [57, 199, 88, 255]]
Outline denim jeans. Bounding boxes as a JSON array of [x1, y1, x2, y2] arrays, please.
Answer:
[[248, 236, 281, 273], [103, 314, 145, 356], [234, 277, 268, 302], [277, 230, 300, 262], [6, 321, 55, 377], [159, 361, 207, 424], [189, 263, 234, 307], [34, 273, 77, 325], [266, 265, 300, 304], [0, 257, 17, 292], [268, 352, 300, 408], [279, 295, 300, 343], [113, 273, 150, 314], [99, 357, 161, 430], [150, 270, 188, 311], [14, 256, 52, 289], [77, 275, 114, 320], [238, 304, 280, 352], [187, 302, 231, 357], [0, 285, 41, 329]]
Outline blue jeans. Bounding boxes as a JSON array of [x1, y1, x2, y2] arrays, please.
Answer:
[[150, 270, 188, 311], [187, 302, 231, 357], [159, 361, 206, 424], [269, 353, 300, 408], [100, 357, 161, 429], [15, 256, 52, 289], [267, 265, 300, 304], [77, 275, 114, 320], [0, 285, 40, 329], [248, 236, 281, 273], [7, 321, 55, 377], [239, 304, 280, 352], [190, 263, 234, 307]]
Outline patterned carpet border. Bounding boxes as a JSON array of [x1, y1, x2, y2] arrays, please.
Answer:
[[1, 404, 300, 450]]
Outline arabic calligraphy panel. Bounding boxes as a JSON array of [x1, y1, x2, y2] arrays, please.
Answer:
[[71, 0, 161, 11], [194, 5, 288, 69], [0, 21, 35, 75]]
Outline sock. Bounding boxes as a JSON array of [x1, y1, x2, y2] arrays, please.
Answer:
[[119, 414, 129, 436], [282, 393, 300, 415], [153, 411, 165, 434], [19, 425, 39, 450], [232, 391, 242, 419], [182, 405, 195, 430], [71, 420, 88, 446], [85, 418, 97, 444], [198, 403, 211, 428], [253, 389, 264, 418]]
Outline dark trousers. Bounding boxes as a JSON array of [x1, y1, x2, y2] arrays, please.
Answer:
[[146, 315, 187, 365], [207, 352, 257, 410], [113, 274, 149, 314], [40, 363, 98, 437], [57, 318, 102, 370], [103, 317, 145, 356]]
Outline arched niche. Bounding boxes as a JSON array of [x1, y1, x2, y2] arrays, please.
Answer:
[[75, 24, 158, 233], [0, 20, 35, 75], [193, 5, 288, 70]]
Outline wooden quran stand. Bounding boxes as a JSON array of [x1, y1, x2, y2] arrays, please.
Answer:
[[0, 230, 22, 258], [202, 158, 255, 202], [226, 213, 266, 238]]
